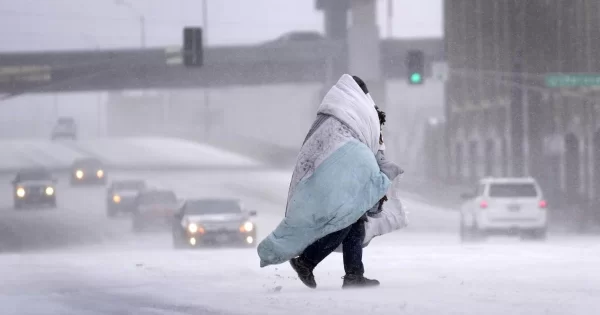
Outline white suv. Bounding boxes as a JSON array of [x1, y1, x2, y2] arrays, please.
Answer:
[[459, 177, 548, 241], [51, 117, 77, 140]]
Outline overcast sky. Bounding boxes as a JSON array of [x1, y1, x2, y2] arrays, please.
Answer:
[[0, 0, 442, 51]]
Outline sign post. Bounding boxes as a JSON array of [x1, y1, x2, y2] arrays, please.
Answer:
[[432, 61, 448, 82]]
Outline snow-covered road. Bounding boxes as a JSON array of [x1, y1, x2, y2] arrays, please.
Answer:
[[1, 170, 599, 315], [2, 234, 599, 315]]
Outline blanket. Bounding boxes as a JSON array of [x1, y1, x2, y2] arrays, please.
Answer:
[[257, 74, 392, 267]]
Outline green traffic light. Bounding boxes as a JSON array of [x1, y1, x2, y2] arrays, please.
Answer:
[[410, 73, 422, 84]]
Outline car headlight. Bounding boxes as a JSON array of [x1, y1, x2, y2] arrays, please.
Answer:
[[16, 187, 25, 198], [113, 195, 121, 203], [96, 170, 104, 178], [240, 221, 254, 232], [187, 223, 204, 234], [75, 170, 84, 179], [45, 186, 54, 196]]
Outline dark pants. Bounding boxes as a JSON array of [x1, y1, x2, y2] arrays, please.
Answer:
[[299, 219, 365, 275]]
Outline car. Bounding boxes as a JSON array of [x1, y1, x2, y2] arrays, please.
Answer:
[[70, 157, 106, 186], [263, 31, 324, 46], [132, 189, 181, 232], [51, 117, 77, 140], [172, 198, 257, 248], [459, 177, 548, 241], [12, 168, 57, 209], [106, 179, 147, 218]]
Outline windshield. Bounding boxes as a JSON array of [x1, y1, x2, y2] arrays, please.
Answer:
[[57, 119, 75, 125], [74, 159, 102, 168], [285, 32, 322, 41], [17, 169, 52, 181], [184, 200, 241, 215], [113, 181, 145, 191], [140, 191, 177, 205], [488, 183, 538, 198]]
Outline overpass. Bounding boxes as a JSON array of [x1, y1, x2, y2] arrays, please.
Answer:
[[0, 38, 443, 95]]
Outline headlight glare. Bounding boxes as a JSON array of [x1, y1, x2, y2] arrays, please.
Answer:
[[113, 195, 121, 203], [96, 170, 104, 178], [45, 186, 54, 196], [188, 223, 198, 233], [16, 187, 26, 198], [75, 170, 84, 179], [242, 221, 254, 232]]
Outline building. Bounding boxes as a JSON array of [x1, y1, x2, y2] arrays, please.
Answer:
[[444, 0, 600, 221]]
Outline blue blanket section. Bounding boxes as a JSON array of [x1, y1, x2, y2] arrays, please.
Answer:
[[257, 139, 391, 267]]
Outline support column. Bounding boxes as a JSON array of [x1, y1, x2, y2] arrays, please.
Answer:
[[316, 0, 350, 40], [347, 0, 385, 109], [316, 0, 350, 103]]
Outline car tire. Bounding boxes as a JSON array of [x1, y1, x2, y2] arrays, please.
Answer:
[[50, 201, 57, 209], [14, 202, 22, 210], [173, 235, 186, 249], [521, 228, 547, 241], [107, 208, 117, 218], [132, 218, 144, 233], [460, 217, 482, 242]]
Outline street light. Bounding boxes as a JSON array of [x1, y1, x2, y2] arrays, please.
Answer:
[[114, 0, 146, 48], [80, 33, 103, 136]]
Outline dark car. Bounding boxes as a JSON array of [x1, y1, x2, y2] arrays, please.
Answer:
[[172, 198, 257, 248], [106, 179, 147, 217], [70, 157, 106, 186], [51, 117, 77, 140], [12, 168, 57, 209], [265, 31, 324, 45], [132, 189, 181, 232]]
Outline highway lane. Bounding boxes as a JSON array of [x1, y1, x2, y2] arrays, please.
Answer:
[[2, 169, 600, 314], [0, 169, 291, 253], [0, 166, 461, 254]]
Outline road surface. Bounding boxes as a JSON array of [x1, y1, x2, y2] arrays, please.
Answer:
[[0, 170, 598, 315]]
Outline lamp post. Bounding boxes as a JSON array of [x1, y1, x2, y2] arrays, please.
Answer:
[[114, 0, 146, 48], [202, 0, 211, 140], [81, 34, 104, 137]]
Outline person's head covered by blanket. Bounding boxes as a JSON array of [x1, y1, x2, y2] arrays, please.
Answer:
[[257, 74, 395, 268]]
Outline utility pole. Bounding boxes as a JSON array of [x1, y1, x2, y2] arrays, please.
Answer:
[[202, 0, 211, 140], [115, 0, 146, 48], [140, 15, 146, 48], [53, 94, 59, 119], [386, 0, 393, 38]]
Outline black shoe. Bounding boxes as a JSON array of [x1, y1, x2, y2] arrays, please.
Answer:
[[290, 257, 317, 289], [342, 274, 380, 289]]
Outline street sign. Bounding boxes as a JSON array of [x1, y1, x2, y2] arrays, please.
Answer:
[[432, 61, 448, 82], [545, 74, 600, 88], [164, 46, 182, 65]]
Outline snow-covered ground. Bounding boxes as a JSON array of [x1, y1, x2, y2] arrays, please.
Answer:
[[0, 137, 259, 172], [0, 169, 599, 314], [2, 233, 599, 315]]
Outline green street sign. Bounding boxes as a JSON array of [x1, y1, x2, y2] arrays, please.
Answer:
[[545, 74, 600, 88]]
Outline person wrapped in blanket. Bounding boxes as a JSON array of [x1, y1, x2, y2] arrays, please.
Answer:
[[256, 74, 404, 289]]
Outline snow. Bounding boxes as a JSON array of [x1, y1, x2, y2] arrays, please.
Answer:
[[0, 137, 259, 172], [1, 234, 599, 315], [0, 168, 599, 314]]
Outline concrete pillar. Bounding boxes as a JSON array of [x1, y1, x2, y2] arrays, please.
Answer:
[[316, 0, 350, 40], [348, 0, 385, 109]]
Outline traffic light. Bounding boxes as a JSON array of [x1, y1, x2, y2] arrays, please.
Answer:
[[183, 27, 203, 67], [406, 50, 425, 85]]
